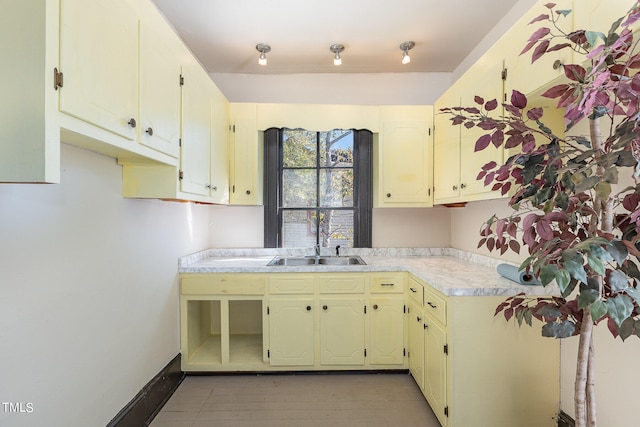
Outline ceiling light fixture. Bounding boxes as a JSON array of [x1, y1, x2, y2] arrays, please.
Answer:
[[330, 44, 345, 66], [400, 41, 415, 65], [256, 43, 271, 66]]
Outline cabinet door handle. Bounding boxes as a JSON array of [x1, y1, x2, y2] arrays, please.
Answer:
[[386, 193, 391, 198], [246, 190, 251, 195], [409, 287, 416, 293], [427, 302, 437, 309], [416, 316, 422, 322], [145, 127, 153, 136], [128, 118, 137, 128], [373, 304, 378, 310], [461, 183, 467, 189], [424, 323, 429, 330], [323, 305, 328, 310], [452, 185, 458, 191], [212, 186, 217, 191], [306, 306, 312, 311]]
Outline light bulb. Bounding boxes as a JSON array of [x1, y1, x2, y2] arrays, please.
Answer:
[[334, 54, 342, 66], [402, 50, 411, 65], [258, 52, 267, 66]]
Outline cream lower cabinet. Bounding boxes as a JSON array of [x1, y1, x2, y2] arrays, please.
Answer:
[[268, 297, 315, 366], [408, 298, 425, 390], [369, 274, 405, 365], [409, 276, 559, 427], [180, 274, 266, 371]]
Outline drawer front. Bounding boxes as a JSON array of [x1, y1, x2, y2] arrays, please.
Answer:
[[181, 275, 265, 295], [370, 274, 405, 294], [408, 278, 424, 305], [269, 275, 315, 294], [319, 275, 365, 294], [423, 285, 447, 325]]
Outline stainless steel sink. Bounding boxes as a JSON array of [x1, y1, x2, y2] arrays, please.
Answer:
[[267, 256, 366, 266]]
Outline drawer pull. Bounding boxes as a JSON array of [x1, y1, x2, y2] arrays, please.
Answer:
[[381, 283, 394, 287], [427, 302, 437, 309]]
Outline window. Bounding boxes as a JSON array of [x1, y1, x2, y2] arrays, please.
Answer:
[[264, 128, 372, 248]]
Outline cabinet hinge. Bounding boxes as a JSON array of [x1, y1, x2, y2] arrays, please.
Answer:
[[54, 67, 63, 90], [428, 188, 431, 196], [403, 348, 406, 357], [428, 127, 431, 136], [179, 138, 182, 147], [232, 124, 236, 132], [364, 349, 367, 357], [364, 305, 367, 314], [444, 344, 449, 355], [501, 67, 508, 81], [179, 74, 184, 86], [267, 307, 270, 315], [268, 349, 270, 358], [444, 406, 449, 417], [179, 170, 184, 181], [403, 305, 407, 314]]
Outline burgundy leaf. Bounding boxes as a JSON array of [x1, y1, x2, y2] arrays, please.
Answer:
[[474, 95, 485, 105], [452, 115, 465, 125], [623, 193, 640, 211], [504, 104, 523, 117], [464, 107, 481, 114], [528, 13, 549, 25], [509, 240, 521, 254], [478, 119, 498, 130], [544, 3, 556, 9], [532, 39, 550, 63], [478, 238, 487, 249], [527, 107, 544, 120], [501, 181, 512, 196], [541, 84, 571, 99], [484, 172, 496, 186], [507, 221, 518, 238], [522, 134, 536, 152], [523, 213, 538, 232], [563, 64, 586, 82], [546, 43, 571, 52], [511, 90, 528, 109], [537, 220, 554, 241], [628, 53, 640, 69], [520, 40, 538, 55], [505, 134, 523, 149], [523, 227, 537, 247], [491, 182, 502, 191], [482, 160, 498, 171], [477, 170, 487, 180], [496, 219, 506, 237], [485, 99, 499, 111], [464, 121, 476, 129], [491, 130, 504, 147], [528, 27, 551, 42], [487, 237, 496, 252], [504, 307, 514, 322], [545, 211, 568, 222], [500, 244, 509, 255], [475, 134, 492, 152]]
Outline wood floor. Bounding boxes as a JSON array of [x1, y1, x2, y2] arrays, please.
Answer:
[[150, 372, 441, 427]]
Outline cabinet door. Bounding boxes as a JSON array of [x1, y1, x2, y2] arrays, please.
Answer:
[[230, 103, 260, 205], [59, 0, 138, 140], [433, 91, 461, 202], [380, 114, 433, 205], [210, 84, 230, 204], [408, 300, 425, 389], [369, 296, 405, 365], [320, 298, 365, 365], [268, 298, 315, 366], [181, 63, 212, 197], [456, 54, 505, 201], [139, 12, 181, 158], [424, 315, 448, 426], [503, 0, 574, 97], [573, 0, 635, 36]]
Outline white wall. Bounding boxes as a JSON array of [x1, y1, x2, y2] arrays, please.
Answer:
[[208, 205, 451, 249], [212, 72, 452, 105], [0, 144, 210, 427]]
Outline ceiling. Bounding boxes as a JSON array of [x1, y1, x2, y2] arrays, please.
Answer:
[[150, 0, 523, 75]]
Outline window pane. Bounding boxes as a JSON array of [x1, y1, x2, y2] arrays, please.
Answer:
[[283, 129, 317, 167], [320, 169, 353, 207], [320, 130, 353, 167], [282, 169, 316, 208], [319, 210, 354, 248], [282, 210, 317, 247]]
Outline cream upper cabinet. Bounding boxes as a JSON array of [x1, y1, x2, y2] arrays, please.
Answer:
[[456, 56, 505, 202], [138, 6, 182, 158], [502, 0, 574, 98], [573, 0, 636, 36], [433, 89, 461, 202], [375, 106, 434, 207], [59, 0, 138, 141], [180, 62, 213, 197], [230, 103, 263, 205], [210, 85, 231, 204]]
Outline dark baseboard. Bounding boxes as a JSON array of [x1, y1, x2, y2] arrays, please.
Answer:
[[557, 410, 575, 427], [106, 353, 184, 427]]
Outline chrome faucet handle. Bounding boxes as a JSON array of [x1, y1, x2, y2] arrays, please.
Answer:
[[335, 245, 341, 257], [314, 244, 320, 257]]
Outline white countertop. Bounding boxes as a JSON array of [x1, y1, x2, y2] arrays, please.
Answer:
[[178, 248, 558, 297]]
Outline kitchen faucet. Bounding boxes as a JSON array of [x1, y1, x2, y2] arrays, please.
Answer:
[[314, 244, 320, 257]]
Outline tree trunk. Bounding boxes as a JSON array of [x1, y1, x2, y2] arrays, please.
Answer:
[[575, 309, 594, 427], [586, 334, 597, 426]]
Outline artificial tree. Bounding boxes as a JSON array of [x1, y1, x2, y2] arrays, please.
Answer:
[[440, 2, 640, 426]]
